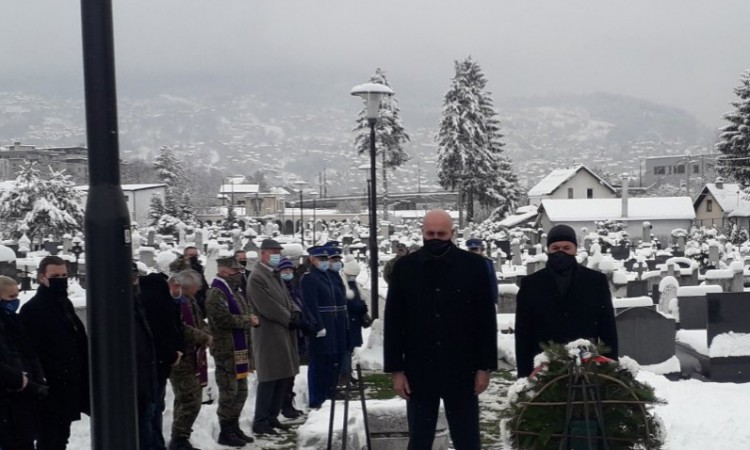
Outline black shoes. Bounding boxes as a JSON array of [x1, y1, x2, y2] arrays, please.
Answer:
[[269, 418, 292, 431], [281, 406, 304, 419], [168, 437, 201, 450], [251, 422, 278, 436], [218, 421, 247, 448], [232, 419, 254, 443]]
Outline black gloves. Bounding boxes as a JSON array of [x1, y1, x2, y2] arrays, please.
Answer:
[[288, 311, 303, 330]]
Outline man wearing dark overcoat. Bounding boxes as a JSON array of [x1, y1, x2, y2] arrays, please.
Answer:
[[384, 209, 498, 450], [247, 239, 300, 435], [514, 224, 618, 378]]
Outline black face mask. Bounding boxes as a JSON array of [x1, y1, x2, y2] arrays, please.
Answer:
[[547, 251, 577, 272], [47, 277, 69, 295], [423, 239, 453, 256], [238, 260, 247, 267]]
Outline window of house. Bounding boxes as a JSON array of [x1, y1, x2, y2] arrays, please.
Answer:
[[693, 164, 700, 174], [587, 188, 593, 199], [707, 199, 713, 212], [567, 187, 574, 199], [675, 165, 686, 174], [654, 166, 666, 175], [123, 195, 129, 202]]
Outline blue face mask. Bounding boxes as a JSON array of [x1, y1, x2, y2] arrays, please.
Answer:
[[269, 254, 281, 267], [330, 261, 343, 272], [317, 261, 330, 272], [0, 299, 20, 314], [280, 272, 294, 282]]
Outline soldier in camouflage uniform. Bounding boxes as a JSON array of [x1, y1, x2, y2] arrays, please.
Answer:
[[205, 257, 260, 447], [168, 268, 212, 450]]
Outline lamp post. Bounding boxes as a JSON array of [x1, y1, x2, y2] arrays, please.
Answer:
[[293, 180, 307, 246], [311, 190, 320, 244], [71, 236, 83, 279], [351, 82, 394, 320]]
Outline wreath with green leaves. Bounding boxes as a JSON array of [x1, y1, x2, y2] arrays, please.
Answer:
[[501, 339, 665, 450]]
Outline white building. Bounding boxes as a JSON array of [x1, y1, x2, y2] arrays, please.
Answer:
[[77, 184, 166, 227], [527, 165, 617, 206]]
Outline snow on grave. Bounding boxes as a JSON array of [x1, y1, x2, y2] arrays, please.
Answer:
[[498, 283, 519, 313], [0, 244, 18, 279], [707, 292, 750, 382]]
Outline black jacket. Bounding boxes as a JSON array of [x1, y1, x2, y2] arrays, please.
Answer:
[[383, 244, 498, 384], [133, 292, 158, 409], [19, 285, 89, 422], [139, 273, 184, 380], [514, 264, 619, 378], [0, 309, 45, 446]]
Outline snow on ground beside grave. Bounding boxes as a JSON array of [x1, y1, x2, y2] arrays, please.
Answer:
[[709, 332, 750, 357], [640, 355, 681, 375], [498, 284, 519, 295], [353, 322, 383, 371], [704, 269, 735, 280], [677, 329, 709, 356]]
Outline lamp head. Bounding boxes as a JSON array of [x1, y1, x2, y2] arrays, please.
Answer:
[[351, 82, 394, 120]]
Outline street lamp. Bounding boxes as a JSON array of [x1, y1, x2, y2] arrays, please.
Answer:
[[351, 82, 394, 320], [294, 180, 307, 246], [71, 236, 84, 280], [310, 190, 320, 244]]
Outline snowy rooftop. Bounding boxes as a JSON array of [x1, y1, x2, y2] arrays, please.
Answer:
[[696, 182, 749, 214], [498, 209, 538, 228], [527, 164, 614, 197], [218, 183, 260, 194], [76, 183, 166, 191], [541, 197, 695, 221]]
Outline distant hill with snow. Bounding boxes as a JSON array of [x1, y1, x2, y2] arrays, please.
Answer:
[[0, 90, 715, 194]]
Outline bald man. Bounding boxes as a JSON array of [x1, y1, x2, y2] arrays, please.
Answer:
[[384, 209, 497, 450]]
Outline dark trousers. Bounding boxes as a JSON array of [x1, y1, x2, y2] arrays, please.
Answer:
[[138, 402, 158, 450], [307, 353, 341, 408], [34, 417, 72, 450], [406, 372, 480, 450], [152, 377, 167, 450], [253, 378, 292, 426]]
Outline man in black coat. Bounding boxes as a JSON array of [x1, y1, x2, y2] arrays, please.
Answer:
[[384, 209, 497, 450], [139, 260, 185, 450], [0, 275, 48, 450], [514, 224, 618, 378], [19, 256, 88, 450]]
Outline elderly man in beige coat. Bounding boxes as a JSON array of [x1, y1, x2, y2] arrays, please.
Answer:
[[247, 239, 301, 436]]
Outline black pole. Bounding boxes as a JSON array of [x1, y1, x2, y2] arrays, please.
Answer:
[[80, 0, 138, 449], [368, 119, 379, 319], [300, 189, 305, 246]]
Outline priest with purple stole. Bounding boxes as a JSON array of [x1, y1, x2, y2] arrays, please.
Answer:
[[205, 256, 260, 447]]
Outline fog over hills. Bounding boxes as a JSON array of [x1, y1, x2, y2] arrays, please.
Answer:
[[0, 87, 715, 195]]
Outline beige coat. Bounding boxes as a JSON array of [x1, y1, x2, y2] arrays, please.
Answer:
[[247, 263, 300, 382]]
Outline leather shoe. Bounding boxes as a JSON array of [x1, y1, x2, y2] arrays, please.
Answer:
[[252, 422, 278, 436], [269, 418, 292, 431]]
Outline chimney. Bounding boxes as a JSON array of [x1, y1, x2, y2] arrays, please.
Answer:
[[621, 173, 629, 218], [715, 177, 724, 189]]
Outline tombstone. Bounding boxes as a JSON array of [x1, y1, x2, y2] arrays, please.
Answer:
[[616, 307, 676, 365], [0, 246, 18, 280], [611, 244, 629, 261], [62, 235, 72, 254], [230, 228, 242, 251], [194, 229, 204, 253], [642, 221, 652, 243], [368, 400, 450, 450], [708, 243, 721, 268], [706, 292, 750, 382], [623, 258, 637, 272], [139, 247, 156, 268], [498, 284, 519, 313], [677, 285, 723, 329], [645, 259, 658, 271], [657, 276, 679, 315], [43, 241, 61, 256], [131, 229, 142, 253], [511, 241, 522, 266], [496, 240, 511, 259], [654, 254, 669, 265], [704, 269, 734, 293], [147, 230, 156, 247], [626, 280, 649, 298], [527, 246, 537, 256]]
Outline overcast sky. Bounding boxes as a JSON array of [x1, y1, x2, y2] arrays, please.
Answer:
[[4, 0, 750, 126]]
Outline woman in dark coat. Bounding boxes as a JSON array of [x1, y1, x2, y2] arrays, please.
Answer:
[[341, 257, 369, 353], [0, 275, 47, 450]]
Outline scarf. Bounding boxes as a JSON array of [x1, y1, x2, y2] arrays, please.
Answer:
[[210, 278, 249, 380], [179, 296, 208, 386]]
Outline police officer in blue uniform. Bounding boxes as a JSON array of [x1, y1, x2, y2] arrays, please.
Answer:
[[467, 238, 499, 305], [300, 246, 348, 408]]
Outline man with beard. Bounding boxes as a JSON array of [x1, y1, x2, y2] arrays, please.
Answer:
[[183, 246, 209, 314], [205, 257, 259, 447], [19, 256, 89, 450], [514, 224, 618, 378], [383, 210, 497, 450]]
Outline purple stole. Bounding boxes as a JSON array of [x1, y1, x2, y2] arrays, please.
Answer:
[[211, 278, 250, 380], [179, 298, 208, 387]]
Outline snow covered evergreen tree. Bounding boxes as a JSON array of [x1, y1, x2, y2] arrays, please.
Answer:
[[152, 146, 196, 232], [353, 68, 410, 213], [179, 191, 196, 223], [716, 69, 750, 185], [154, 146, 187, 189], [437, 57, 520, 222], [0, 162, 84, 243], [148, 194, 165, 226]]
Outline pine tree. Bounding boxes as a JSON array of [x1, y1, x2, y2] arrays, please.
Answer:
[[179, 191, 196, 224], [154, 146, 188, 189], [353, 68, 410, 216], [0, 162, 84, 243], [148, 194, 164, 226], [717, 68, 750, 185], [437, 57, 520, 223], [163, 188, 181, 218]]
